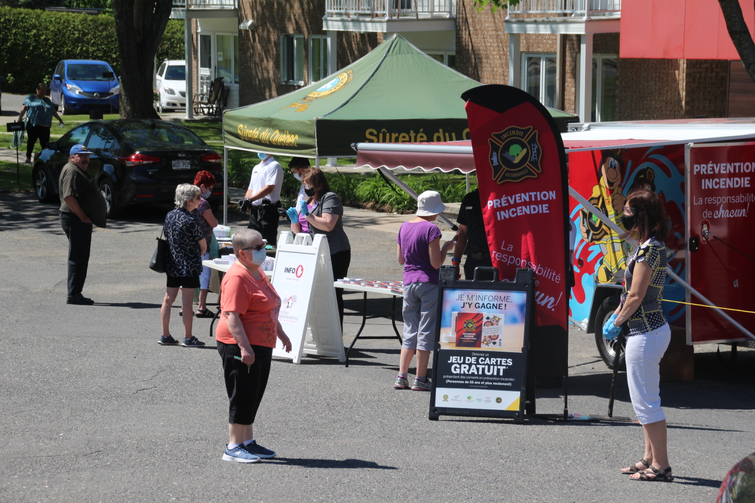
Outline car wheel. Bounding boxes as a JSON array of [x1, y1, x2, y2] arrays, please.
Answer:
[[98, 177, 119, 218], [33, 165, 56, 203], [60, 95, 68, 116], [156, 98, 163, 114], [594, 296, 625, 370]]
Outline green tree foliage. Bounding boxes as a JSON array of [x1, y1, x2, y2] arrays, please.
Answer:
[[0, 6, 183, 94], [472, 0, 519, 12]]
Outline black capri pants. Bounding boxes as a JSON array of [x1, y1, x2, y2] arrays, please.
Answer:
[[218, 341, 273, 425]]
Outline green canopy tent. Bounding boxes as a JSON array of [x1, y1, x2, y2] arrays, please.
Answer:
[[219, 34, 576, 223], [222, 34, 576, 159]]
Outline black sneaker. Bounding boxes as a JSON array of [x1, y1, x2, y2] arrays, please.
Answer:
[[181, 336, 205, 348], [158, 335, 179, 346], [67, 295, 94, 305]]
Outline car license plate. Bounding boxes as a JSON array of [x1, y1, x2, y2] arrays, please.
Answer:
[[172, 160, 191, 170]]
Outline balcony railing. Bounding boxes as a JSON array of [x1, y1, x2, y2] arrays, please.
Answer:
[[172, 0, 236, 9], [325, 0, 455, 19], [507, 0, 620, 18]]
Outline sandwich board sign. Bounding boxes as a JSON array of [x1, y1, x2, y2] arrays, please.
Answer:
[[430, 268, 534, 423], [272, 232, 345, 363]]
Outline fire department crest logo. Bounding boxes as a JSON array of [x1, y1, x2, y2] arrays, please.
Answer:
[[487, 126, 542, 184]]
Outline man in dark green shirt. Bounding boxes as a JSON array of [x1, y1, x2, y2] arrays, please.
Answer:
[[59, 144, 101, 305]]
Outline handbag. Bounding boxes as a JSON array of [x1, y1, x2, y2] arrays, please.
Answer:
[[149, 229, 168, 273]]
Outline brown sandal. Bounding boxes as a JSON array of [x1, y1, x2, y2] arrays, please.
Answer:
[[621, 459, 650, 474]]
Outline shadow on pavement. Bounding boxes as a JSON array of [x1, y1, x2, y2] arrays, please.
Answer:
[[267, 458, 397, 470]]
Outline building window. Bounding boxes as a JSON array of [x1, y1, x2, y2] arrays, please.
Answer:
[[522, 53, 557, 108], [591, 55, 617, 122], [281, 34, 305, 85], [216, 34, 239, 85], [426, 52, 457, 70], [309, 35, 329, 83]]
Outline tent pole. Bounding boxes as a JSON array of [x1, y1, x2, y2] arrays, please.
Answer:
[[377, 167, 457, 230], [223, 146, 228, 226]]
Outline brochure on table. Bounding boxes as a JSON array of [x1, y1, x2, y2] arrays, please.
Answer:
[[272, 232, 345, 363], [430, 268, 534, 423]]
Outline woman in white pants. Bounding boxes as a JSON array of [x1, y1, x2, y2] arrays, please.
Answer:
[[605, 189, 673, 482]]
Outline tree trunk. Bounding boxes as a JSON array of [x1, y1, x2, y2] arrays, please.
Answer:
[[718, 0, 755, 83], [112, 0, 173, 118]]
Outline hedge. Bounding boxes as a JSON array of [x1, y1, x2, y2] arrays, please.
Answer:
[[0, 6, 184, 94]]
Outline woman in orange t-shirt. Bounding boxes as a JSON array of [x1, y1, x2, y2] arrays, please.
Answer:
[[215, 229, 291, 463]]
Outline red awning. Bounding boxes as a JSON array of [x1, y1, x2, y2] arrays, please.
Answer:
[[355, 123, 755, 172], [355, 141, 476, 173], [620, 0, 755, 60]]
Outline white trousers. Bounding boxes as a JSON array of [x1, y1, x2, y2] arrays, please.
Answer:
[[626, 323, 671, 425]]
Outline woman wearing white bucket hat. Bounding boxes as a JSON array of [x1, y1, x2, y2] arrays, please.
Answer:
[[394, 190, 456, 391]]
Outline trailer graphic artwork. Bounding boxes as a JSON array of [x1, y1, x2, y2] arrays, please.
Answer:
[[569, 145, 687, 336], [578, 150, 630, 284]]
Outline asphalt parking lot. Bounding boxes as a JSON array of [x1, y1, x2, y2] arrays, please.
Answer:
[[2, 186, 754, 503]]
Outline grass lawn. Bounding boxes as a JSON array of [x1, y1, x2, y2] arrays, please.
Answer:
[[0, 160, 33, 191]]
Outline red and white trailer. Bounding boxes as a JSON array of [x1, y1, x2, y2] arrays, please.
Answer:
[[355, 118, 755, 372]]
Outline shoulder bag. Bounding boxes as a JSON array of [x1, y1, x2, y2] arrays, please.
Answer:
[[149, 229, 168, 273]]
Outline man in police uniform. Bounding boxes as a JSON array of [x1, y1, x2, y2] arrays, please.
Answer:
[[241, 153, 284, 246], [59, 144, 105, 305], [451, 188, 493, 280]]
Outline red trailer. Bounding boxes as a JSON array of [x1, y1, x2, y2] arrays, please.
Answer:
[[355, 118, 755, 371]]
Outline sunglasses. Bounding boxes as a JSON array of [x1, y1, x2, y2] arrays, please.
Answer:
[[242, 240, 267, 252]]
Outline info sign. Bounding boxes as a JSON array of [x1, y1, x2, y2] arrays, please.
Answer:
[[430, 269, 534, 423]]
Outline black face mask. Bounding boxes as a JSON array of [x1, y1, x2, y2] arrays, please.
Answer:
[[304, 187, 315, 197], [622, 213, 636, 230]]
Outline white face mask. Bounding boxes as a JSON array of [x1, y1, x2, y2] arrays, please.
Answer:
[[293, 173, 302, 181], [201, 189, 211, 199]]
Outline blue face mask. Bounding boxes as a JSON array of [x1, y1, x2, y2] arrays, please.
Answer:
[[251, 247, 267, 265], [257, 152, 268, 160]]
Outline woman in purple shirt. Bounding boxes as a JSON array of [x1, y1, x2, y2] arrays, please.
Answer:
[[394, 191, 455, 391]]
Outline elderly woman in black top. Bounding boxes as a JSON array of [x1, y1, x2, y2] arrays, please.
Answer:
[[159, 184, 207, 348], [605, 190, 673, 482]]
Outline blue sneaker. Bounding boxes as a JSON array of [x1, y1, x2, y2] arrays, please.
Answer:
[[244, 440, 276, 459], [222, 445, 260, 463]]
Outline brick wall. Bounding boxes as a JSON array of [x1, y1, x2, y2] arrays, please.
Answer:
[[237, 0, 379, 106], [616, 59, 728, 120], [455, 0, 509, 84], [683, 60, 728, 119]]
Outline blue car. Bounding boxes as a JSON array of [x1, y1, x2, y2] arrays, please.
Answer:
[[50, 59, 120, 115]]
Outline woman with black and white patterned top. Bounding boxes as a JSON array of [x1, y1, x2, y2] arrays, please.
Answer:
[[608, 190, 673, 482], [159, 184, 207, 348]]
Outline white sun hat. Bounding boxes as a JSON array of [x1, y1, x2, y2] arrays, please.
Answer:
[[416, 190, 446, 216]]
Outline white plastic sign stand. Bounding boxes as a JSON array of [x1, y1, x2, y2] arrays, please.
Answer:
[[272, 232, 345, 363]]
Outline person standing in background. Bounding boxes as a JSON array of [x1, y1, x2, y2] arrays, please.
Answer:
[[451, 188, 492, 280], [395, 191, 456, 391], [159, 184, 207, 348], [59, 145, 103, 305], [299, 168, 351, 328], [241, 153, 283, 247], [285, 157, 312, 235], [17, 83, 64, 164], [192, 170, 219, 318]]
